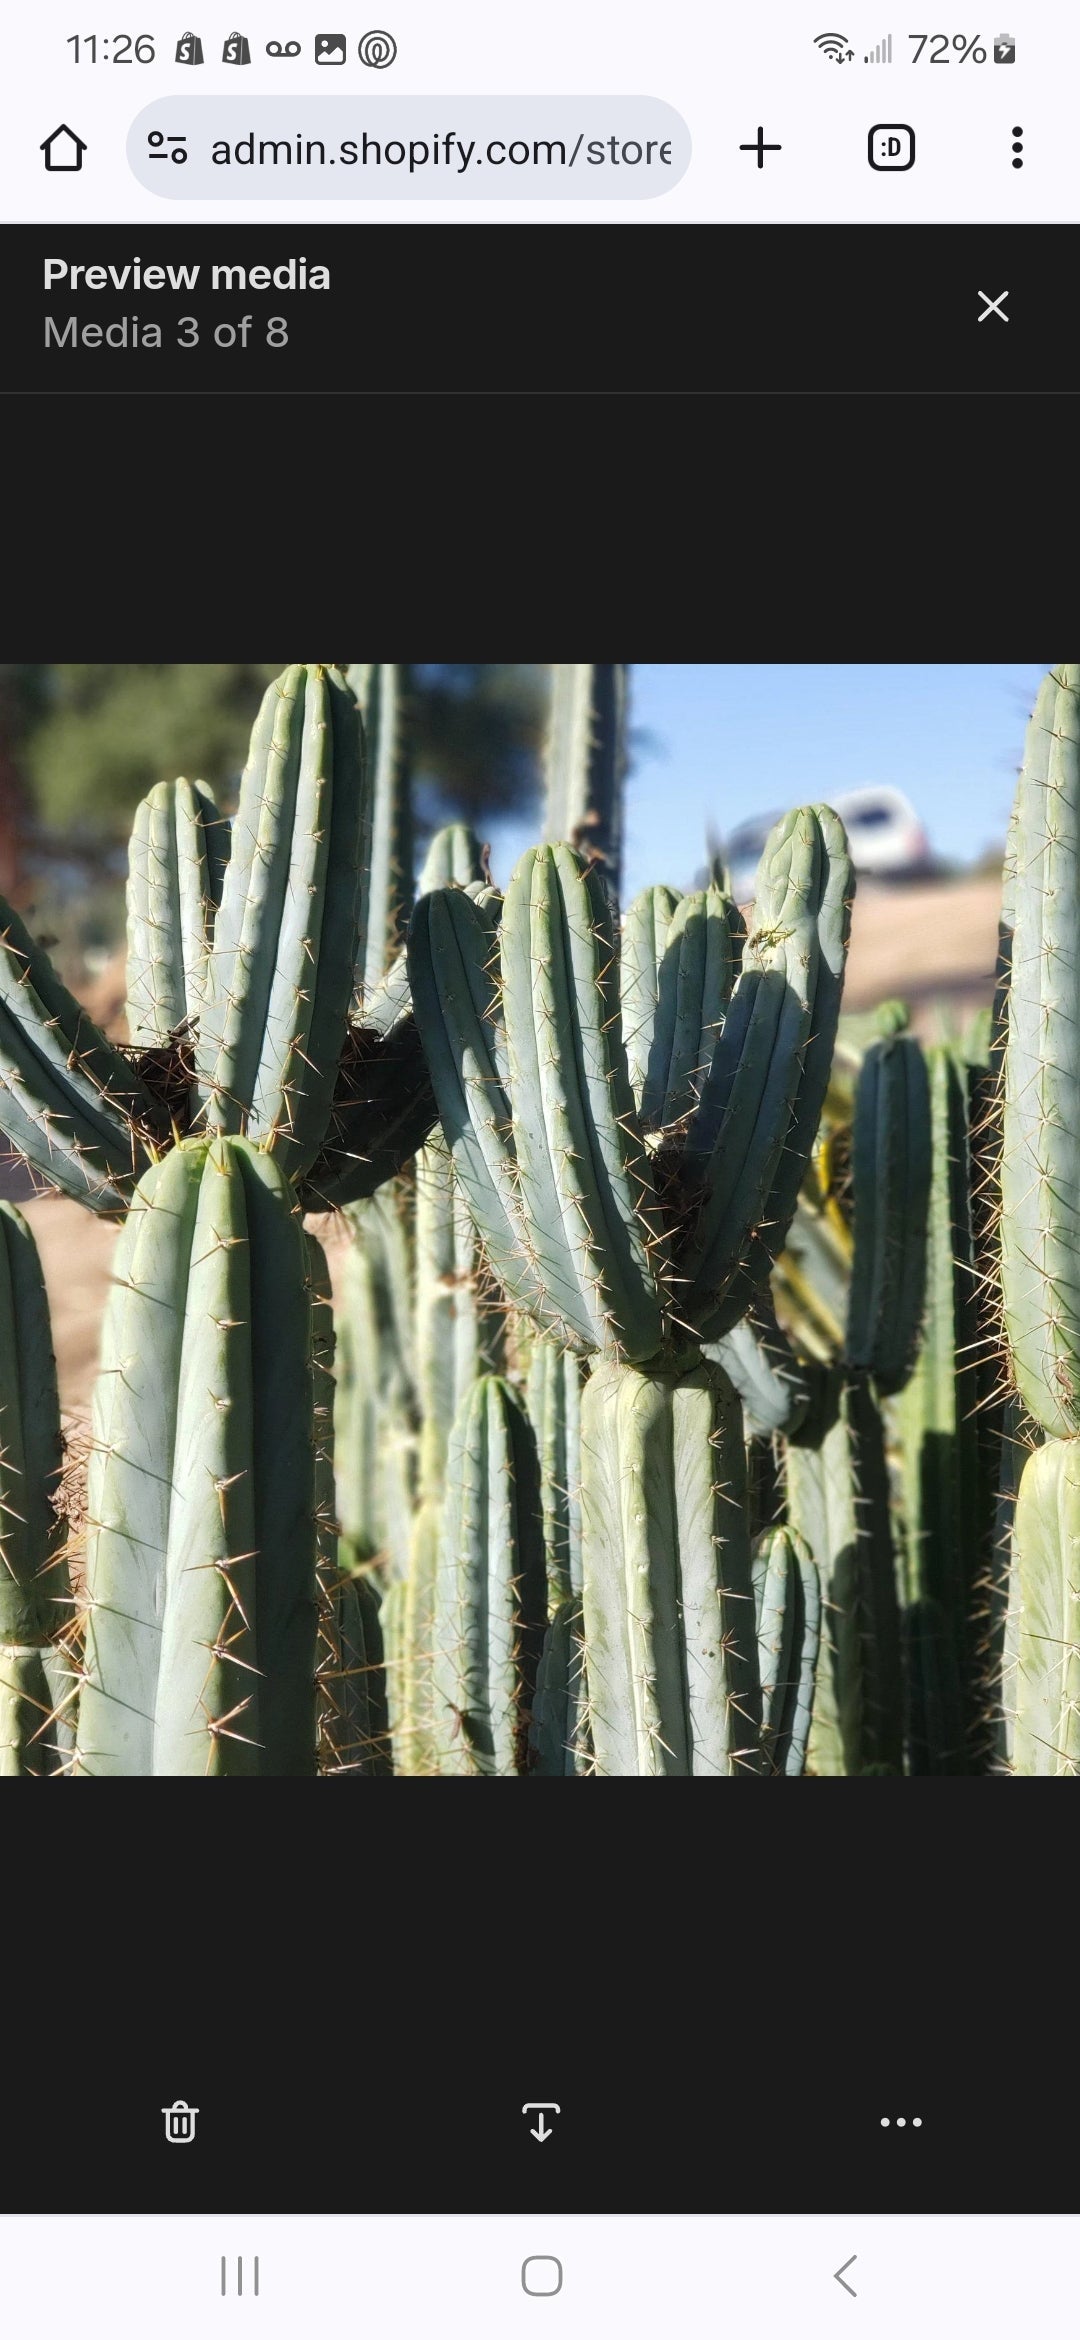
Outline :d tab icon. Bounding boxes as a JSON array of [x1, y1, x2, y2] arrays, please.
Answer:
[[868, 122, 915, 168]]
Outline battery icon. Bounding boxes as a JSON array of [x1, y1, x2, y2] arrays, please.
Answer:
[[994, 32, 1016, 60]]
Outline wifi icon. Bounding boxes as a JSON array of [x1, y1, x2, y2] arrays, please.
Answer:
[[814, 30, 854, 58]]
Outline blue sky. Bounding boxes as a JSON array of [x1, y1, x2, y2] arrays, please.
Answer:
[[486, 663, 1049, 902]]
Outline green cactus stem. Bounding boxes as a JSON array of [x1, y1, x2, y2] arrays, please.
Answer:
[[525, 1338, 584, 1612], [543, 664, 628, 900], [786, 1371, 904, 1776], [529, 1597, 592, 1775], [432, 1375, 546, 1776], [1007, 1435, 1080, 1774], [197, 663, 369, 1182], [844, 1031, 931, 1393], [1001, 665, 1080, 1436], [347, 664, 416, 999], [75, 1136, 319, 1776], [752, 1524, 820, 1777], [125, 777, 230, 1045], [0, 1203, 74, 1776], [580, 1357, 763, 1776]]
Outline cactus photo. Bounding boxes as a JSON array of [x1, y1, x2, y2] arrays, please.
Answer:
[[0, 661, 1070, 1775]]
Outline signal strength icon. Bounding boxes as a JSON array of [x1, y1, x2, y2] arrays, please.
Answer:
[[814, 31, 855, 60], [864, 32, 893, 59]]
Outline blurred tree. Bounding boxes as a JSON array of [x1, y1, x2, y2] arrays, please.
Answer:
[[13, 663, 550, 841]]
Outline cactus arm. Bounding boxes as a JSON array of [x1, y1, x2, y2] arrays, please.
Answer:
[[433, 1376, 545, 1776], [543, 664, 627, 899], [76, 1138, 317, 1776], [526, 1337, 584, 1611], [753, 1526, 820, 1776], [501, 844, 666, 1361], [198, 665, 368, 1179], [707, 1287, 811, 1439], [1010, 1435, 1080, 1774], [126, 778, 229, 1044], [299, 1012, 436, 1211], [844, 1034, 931, 1391], [581, 1359, 762, 1776], [1001, 665, 1080, 1436], [417, 823, 488, 894], [621, 884, 683, 1117], [348, 664, 415, 999], [677, 812, 821, 1332], [529, 1596, 591, 1775], [648, 887, 738, 1130], [786, 1371, 904, 1775], [408, 881, 558, 1331], [0, 1204, 70, 1775]]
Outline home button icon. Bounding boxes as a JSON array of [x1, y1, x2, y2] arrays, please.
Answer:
[[41, 125, 87, 171]]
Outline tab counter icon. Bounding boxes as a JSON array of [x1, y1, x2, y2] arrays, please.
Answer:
[[162, 2099, 199, 2143]]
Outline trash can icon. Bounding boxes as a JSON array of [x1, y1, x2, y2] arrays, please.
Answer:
[[175, 31, 204, 62], [162, 2098, 199, 2143], [222, 30, 251, 62]]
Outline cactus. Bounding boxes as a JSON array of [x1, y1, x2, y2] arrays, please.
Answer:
[[580, 1358, 763, 1776], [75, 1137, 319, 1776], [417, 823, 488, 894], [786, 1372, 904, 1776], [1009, 1436, 1080, 1773], [708, 1288, 810, 1439], [525, 1338, 583, 1612], [897, 1046, 1002, 1772], [321, 1575, 392, 1776], [196, 663, 370, 1181], [415, 1134, 505, 1507], [675, 806, 854, 1340], [125, 777, 230, 1044], [621, 882, 742, 1130], [543, 664, 628, 899], [333, 1185, 418, 1580], [1001, 665, 1080, 1437], [347, 664, 415, 998], [0, 1203, 75, 1775], [0, 892, 167, 1215], [844, 1032, 932, 1392], [752, 1525, 821, 1777], [431, 1375, 546, 1776], [529, 1596, 592, 1775]]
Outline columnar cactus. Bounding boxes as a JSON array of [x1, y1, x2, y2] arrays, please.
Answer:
[[0, 1203, 74, 1776], [125, 776, 230, 1044], [1001, 664, 1080, 1438], [75, 1137, 319, 1776], [786, 1372, 903, 1776], [431, 1375, 546, 1776], [0, 894, 167, 1214], [347, 663, 415, 997], [529, 1597, 591, 1776], [1008, 1436, 1080, 1774], [195, 663, 370, 1179], [844, 1032, 931, 1391], [580, 1359, 763, 1776], [752, 1525, 821, 1777], [709, 1289, 810, 1440], [525, 1339, 583, 1613], [621, 881, 743, 1130], [333, 1185, 418, 1579]]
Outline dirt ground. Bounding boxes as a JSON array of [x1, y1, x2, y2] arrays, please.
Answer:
[[3, 873, 1002, 1417]]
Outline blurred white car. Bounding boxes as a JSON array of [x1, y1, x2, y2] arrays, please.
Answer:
[[723, 786, 930, 900]]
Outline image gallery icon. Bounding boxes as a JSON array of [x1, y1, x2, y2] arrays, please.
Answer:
[[162, 2099, 199, 2144], [315, 33, 347, 61]]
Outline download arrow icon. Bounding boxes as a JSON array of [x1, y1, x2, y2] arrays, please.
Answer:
[[834, 2257, 858, 2298], [522, 2102, 560, 2141]]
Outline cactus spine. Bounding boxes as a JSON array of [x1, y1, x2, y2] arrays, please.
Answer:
[[1001, 665, 1080, 1437], [75, 1138, 319, 1776], [580, 1359, 763, 1776], [432, 1375, 546, 1776], [0, 1203, 73, 1775]]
